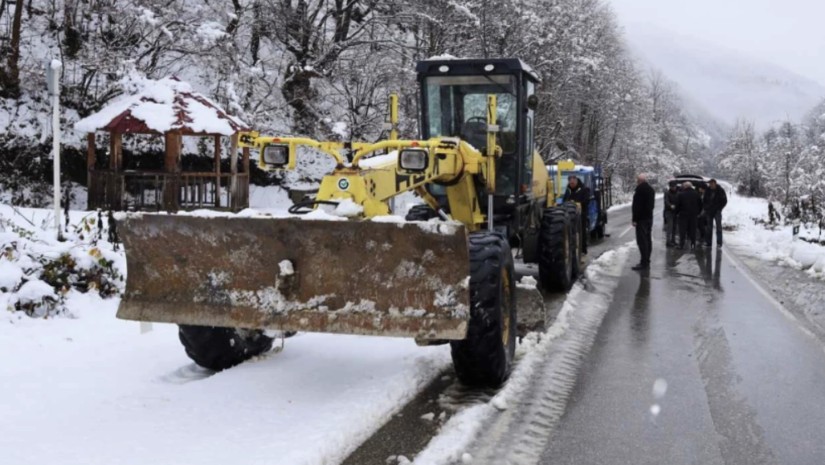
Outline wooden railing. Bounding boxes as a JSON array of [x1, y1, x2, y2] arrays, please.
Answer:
[[88, 170, 249, 212]]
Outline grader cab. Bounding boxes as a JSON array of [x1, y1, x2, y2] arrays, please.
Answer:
[[116, 58, 584, 387]]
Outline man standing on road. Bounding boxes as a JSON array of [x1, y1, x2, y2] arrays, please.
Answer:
[[563, 176, 591, 255], [696, 185, 708, 245], [664, 183, 678, 247], [703, 179, 728, 248], [632, 174, 655, 271], [675, 181, 702, 249]]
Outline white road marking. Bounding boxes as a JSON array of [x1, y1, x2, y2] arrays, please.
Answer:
[[722, 247, 824, 352], [619, 226, 633, 238]]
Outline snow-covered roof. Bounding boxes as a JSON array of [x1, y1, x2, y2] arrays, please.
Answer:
[[74, 77, 249, 136], [548, 164, 595, 173], [426, 54, 460, 61]]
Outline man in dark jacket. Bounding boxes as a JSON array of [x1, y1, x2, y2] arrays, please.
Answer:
[[703, 179, 728, 248], [632, 174, 656, 270], [696, 185, 707, 244], [563, 176, 591, 254], [675, 181, 702, 249], [664, 184, 678, 247]]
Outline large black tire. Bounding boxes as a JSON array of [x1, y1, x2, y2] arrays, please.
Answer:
[[539, 208, 574, 292], [451, 231, 517, 388], [405, 204, 437, 221], [563, 202, 582, 279], [178, 325, 274, 371]]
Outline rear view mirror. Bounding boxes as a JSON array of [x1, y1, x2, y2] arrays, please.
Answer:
[[527, 94, 539, 111]]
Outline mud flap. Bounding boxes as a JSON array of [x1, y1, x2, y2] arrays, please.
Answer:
[[116, 215, 471, 340], [516, 283, 547, 336]]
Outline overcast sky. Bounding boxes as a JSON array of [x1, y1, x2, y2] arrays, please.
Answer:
[[610, 0, 825, 85]]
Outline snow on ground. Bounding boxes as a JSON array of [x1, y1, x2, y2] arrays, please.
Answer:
[[1, 202, 454, 465], [1, 302, 450, 465], [248, 184, 292, 210], [724, 191, 825, 280]]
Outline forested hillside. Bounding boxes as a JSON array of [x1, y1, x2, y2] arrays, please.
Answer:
[[0, 0, 714, 204], [719, 106, 825, 224]]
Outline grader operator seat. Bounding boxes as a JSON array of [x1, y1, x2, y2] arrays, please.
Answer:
[[460, 117, 489, 150]]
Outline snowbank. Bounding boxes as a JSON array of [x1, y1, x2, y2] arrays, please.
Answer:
[[724, 192, 825, 280]]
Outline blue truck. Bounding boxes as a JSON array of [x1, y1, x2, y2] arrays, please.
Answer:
[[548, 162, 612, 239]]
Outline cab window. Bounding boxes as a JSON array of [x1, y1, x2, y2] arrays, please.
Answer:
[[424, 75, 518, 194]]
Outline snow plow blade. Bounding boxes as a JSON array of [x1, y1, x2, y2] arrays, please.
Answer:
[[116, 215, 471, 340]]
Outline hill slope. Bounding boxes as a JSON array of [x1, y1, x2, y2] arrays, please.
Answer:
[[625, 25, 825, 130]]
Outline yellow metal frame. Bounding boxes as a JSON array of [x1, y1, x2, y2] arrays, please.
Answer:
[[238, 93, 503, 231], [388, 94, 398, 141], [556, 159, 576, 199]]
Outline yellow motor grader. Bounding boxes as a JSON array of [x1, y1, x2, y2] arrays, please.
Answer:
[[116, 58, 583, 387]]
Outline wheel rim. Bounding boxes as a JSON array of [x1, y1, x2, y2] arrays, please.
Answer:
[[501, 268, 512, 347]]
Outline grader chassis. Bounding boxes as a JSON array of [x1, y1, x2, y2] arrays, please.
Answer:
[[117, 58, 585, 387]]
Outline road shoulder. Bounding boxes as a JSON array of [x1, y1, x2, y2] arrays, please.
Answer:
[[725, 242, 825, 346]]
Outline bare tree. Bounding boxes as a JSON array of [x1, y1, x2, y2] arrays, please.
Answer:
[[0, 0, 24, 97], [261, 0, 384, 136]]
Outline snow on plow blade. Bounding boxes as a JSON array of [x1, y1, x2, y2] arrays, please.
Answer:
[[116, 215, 471, 340]]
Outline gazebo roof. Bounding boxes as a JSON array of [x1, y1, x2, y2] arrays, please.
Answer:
[[74, 77, 249, 136]]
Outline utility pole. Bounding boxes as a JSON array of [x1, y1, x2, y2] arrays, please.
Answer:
[[47, 59, 63, 241]]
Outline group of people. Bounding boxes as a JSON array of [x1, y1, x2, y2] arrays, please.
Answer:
[[663, 179, 727, 250], [630, 174, 727, 271]]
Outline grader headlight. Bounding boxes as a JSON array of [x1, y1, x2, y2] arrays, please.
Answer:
[[262, 145, 289, 167], [399, 149, 429, 172]]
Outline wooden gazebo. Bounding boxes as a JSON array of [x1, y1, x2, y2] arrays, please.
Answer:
[[75, 77, 251, 212]]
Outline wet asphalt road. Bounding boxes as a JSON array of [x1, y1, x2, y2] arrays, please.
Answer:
[[344, 203, 825, 465], [541, 211, 825, 465]]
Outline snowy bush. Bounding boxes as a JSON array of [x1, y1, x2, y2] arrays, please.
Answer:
[[39, 249, 122, 298], [14, 279, 59, 317], [0, 209, 125, 318]]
